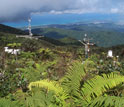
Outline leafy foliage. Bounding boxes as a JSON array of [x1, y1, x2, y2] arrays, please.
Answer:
[[88, 96, 124, 107], [28, 79, 68, 107], [61, 61, 86, 98], [0, 98, 19, 107], [81, 72, 124, 103]]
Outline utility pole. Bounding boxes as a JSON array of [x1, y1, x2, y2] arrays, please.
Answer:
[[79, 34, 94, 58]]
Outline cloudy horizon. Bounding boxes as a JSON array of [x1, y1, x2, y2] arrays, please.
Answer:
[[1, 0, 124, 26]]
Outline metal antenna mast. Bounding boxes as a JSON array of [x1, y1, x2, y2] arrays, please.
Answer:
[[28, 18, 33, 36], [79, 34, 94, 58]]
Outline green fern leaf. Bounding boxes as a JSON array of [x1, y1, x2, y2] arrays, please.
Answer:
[[81, 73, 124, 103], [61, 61, 86, 97], [88, 96, 124, 107]]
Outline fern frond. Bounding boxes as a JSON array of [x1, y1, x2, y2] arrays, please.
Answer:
[[61, 61, 86, 98], [28, 79, 68, 100], [83, 59, 97, 72], [26, 91, 55, 107], [29, 79, 61, 94], [0, 98, 19, 107], [88, 96, 124, 107], [81, 73, 124, 102], [28, 79, 68, 106]]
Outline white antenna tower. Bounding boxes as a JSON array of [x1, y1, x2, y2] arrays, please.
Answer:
[[28, 18, 33, 36]]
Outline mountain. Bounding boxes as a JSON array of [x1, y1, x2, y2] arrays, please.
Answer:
[[29, 22, 124, 47], [24, 21, 124, 33], [1, 22, 124, 47], [0, 24, 27, 35]]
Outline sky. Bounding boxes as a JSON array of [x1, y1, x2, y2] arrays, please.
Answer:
[[1, 0, 124, 27]]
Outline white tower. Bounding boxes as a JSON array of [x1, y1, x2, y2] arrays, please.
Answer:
[[28, 18, 33, 36]]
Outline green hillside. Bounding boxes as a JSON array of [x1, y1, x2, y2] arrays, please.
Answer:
[[59, 37, 81, 46], [32, 27, 124, 47], [0, 24, 27, 35], [0, 24, 68, 47]]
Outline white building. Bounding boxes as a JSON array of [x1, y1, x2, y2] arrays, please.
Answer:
[[4, 47, 20, 55]]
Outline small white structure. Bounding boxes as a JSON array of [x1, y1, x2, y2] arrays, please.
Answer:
[[107, 50, 113, 58], [4, 47, 20, 55]]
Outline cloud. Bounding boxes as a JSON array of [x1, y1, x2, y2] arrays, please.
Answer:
[[0, 0, 124, 23], [111, 8, 119, 13]]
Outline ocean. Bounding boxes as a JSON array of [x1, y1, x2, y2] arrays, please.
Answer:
[[3, 13, 119, 28]]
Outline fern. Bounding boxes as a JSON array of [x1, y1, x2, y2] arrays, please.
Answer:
[[29, 79, 62, 94], [88, 96, 124, 107], [61, 61, 86, 97], [29, 79, 67, 100], [26, 91, 58, 107], [0, 98, 19, 107], [28, 79, 68, 104], [83, 59, 97, 73], [81, 72, 124, 103], [58, 61, 88, 107]]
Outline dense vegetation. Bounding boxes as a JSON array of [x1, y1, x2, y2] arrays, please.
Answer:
[[1, 25, 124, 107]]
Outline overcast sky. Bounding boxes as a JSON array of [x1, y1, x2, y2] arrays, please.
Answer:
[[0, 0, 124, 23]]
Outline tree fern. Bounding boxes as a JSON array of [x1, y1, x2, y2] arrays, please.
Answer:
[[81, 72, 124, 103]]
